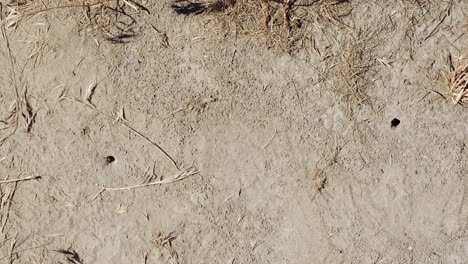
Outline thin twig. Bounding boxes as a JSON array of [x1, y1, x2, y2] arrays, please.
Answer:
[[424, 14, 447, 41], [0, 241, 54, 261], [262, 128, 277, 148], [8, 237, 16, 264], [1, 182, 17, 233], [237, 210, 247, 225], [0, 176, 41, 184], [94, 167, 198, 199], [0, 8, 20, 147], [118, 119, 179, 169]]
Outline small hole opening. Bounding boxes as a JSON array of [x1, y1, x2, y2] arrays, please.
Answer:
[[106, 156, 115, 164], [391, 118, 400, 128]]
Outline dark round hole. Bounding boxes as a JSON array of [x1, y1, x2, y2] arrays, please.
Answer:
[[106, 156, 115, 164], [391, 118, 400, 128]]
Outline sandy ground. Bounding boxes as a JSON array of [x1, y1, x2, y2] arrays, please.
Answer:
[[0, 0, 467, 263]]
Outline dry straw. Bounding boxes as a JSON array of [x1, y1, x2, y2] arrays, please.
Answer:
[[449, 58, 468, 107], [172, 0, 352, 52], [1, 0, 139, 42], [93, 167, 199, 199]]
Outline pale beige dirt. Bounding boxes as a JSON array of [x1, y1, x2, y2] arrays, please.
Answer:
[[0, 0, 467, 263]]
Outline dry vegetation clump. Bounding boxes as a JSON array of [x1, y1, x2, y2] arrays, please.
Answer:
[[171, 0, 382, 110], [0, 0, 37, 24], [82, 0, 144, 43], [0, 0, 58, 29], [330, 29, 379, 110], [152, 232, 179, 264], [305, 27, 379, 113], [0, 0, 143, 42], [449, 56, 468, 107], [172, 0, 352, 52]]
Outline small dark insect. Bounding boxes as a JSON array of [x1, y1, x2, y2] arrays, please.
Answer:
[[53, 248, 83, 264], [391, 118, 400, 128], [106, 156, 116, 164]]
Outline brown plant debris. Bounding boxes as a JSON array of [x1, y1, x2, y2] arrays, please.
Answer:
[[93, 167, 199, 199], [171, 0, 352, 52], [449, 57, 468, 107], [152, 232, 179, 264]]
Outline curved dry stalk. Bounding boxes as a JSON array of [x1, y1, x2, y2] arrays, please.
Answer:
[[63, 93, 179, 169], [93, 167, 199, 199]]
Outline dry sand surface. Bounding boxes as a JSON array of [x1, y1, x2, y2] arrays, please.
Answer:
[[0, 0, 467, 263]]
